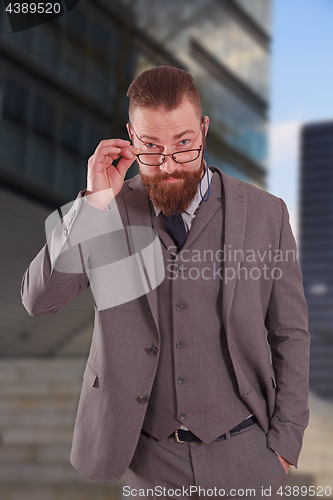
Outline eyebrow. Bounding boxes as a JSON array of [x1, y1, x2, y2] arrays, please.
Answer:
[[140, 129, 196, 142]]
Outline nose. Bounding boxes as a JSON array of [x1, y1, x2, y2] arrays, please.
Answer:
[[159, 154, 178, 175]]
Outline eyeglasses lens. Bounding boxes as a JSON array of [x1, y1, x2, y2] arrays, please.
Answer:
[[138, 150, 200, 166]]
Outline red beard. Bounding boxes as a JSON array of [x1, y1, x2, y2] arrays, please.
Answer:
[[140, 164, 204, 216]]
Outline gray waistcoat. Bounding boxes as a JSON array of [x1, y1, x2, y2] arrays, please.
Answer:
[[142, 173, 250, 443]]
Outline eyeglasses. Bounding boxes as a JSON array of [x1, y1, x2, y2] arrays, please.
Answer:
[[136, 146, 202, 167], [128, 121, 203, 167]]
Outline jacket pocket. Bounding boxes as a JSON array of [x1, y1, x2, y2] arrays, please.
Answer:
[[83, 363, 99, 387], [271, 371, 276, 389]]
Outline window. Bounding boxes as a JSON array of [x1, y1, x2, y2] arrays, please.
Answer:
[[33, 26, 59, 70], [85, 57, 109, 101], [29, 135, 54, 186], [55, 150, 81, 198], [0, 120, 26, 173], [32, 97, 55, 139], [92, 22, 110, 47], [2, 79, 29, 125], [71, 10, 87, 37], [84, 126, 104, 157], [60, 40, 84, 86], [61, 114, 82, 153]]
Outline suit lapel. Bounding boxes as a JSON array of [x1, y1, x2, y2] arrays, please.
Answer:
[[183, 171, 222, 250], [125, 175, 152, 229], [124, 175, 160, 334], [150, 213, 176, 257], [220, 171, 248, 334]]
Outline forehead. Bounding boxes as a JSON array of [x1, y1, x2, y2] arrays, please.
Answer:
[[131, 100, 200, 139]]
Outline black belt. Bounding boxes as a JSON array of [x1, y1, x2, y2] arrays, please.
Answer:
[[142, 415, 258, 443]]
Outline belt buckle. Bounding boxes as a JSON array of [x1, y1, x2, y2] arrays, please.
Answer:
[[175, 429, 186, 443]]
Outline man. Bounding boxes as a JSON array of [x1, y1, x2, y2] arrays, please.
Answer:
[[22, 66, 310, 499]]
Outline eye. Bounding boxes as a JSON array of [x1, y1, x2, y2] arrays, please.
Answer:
[[143, 143, 163, 153], [179, 139, 189, 146]]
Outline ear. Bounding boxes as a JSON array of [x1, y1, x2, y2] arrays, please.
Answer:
[[126, 121, 133, 141], [202, 116, 210, 137]]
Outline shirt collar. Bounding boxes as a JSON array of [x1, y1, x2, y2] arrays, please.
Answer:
[[152, 164, 211, 217]]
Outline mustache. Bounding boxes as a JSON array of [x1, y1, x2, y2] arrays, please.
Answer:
[[153, 170, 194, 182]]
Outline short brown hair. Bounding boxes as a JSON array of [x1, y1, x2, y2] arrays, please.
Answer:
[[127, 66, 202, 119]]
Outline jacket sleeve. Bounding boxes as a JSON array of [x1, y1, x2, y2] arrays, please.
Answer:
[[21, 191, 124, 317], [265, 198, 310, 467]]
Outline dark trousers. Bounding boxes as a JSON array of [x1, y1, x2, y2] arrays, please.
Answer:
[[123, 424, 288, 500]]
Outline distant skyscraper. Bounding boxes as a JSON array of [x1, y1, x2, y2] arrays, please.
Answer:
[[300, 121, 333, 401]]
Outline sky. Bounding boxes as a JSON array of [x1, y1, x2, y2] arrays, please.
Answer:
[[268, 0, 333, 239]]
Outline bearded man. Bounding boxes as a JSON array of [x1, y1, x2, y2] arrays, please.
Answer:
[[22, 66, 310, 499]]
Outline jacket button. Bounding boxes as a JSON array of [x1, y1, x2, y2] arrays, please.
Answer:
[[137, 395, 149, 404], [177, 377, 186, 385], [147, 346, 158, 356], [175, 304, 184, 312], [176, 341, 185, 348], [179, 413, 187, 421]]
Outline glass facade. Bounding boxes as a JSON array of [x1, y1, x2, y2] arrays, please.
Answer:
[[0, 2, 133, 202], [234, 0, 272, 34], [194, 68, 268, 168], [128, 0, 269, 100], [0, 0, 271, 202]]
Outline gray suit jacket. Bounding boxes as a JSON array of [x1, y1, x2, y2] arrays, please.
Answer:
[[21, 167, 310, 483]]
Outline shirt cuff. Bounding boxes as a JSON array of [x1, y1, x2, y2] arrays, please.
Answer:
[[84, 192, 112, 211]]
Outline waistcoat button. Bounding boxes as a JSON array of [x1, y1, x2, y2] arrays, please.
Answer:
[[147, 346, 158, 356], [179, 413, 187, 421], [137, 395, 149, 404], [177, 377, 186, 385], [175, 304, 184, 312], [176, 341, 185, 348]]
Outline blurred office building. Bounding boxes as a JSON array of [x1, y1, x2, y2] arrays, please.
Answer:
[[300, 121, 333, 401], [0, 0, 272, 498]]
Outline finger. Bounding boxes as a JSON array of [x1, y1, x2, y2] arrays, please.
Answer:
[[121, 148, 136, 160], [97, 139, 131, 150], [99, 147, 122, 157], [93, 147, 122, 166], [117, 145, 141, 159], [113, 155, 137, 178], [88, 156, 113, 173], [130, 146, 142, 155]]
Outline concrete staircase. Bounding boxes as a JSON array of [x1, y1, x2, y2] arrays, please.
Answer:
[[1, 359, 332, 499], [0, 358, 123, 500]]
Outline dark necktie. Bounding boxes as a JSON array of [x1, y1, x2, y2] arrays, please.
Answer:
[[164, 214, 187, 252]]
